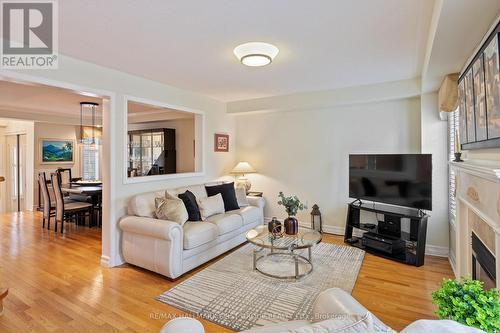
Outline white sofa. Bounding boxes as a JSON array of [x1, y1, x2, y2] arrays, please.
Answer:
[[160, 288, 485, 333], [119, 183, 265, 279]]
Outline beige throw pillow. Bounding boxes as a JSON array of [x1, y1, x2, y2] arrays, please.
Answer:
[[155, 196, 189, 226], [198, 193, 225, 220], [235, 186, 249, 207]]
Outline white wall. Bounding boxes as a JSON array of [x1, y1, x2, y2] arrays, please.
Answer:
[[420, 93, 449, 252], [33, 122, 81, 207], [128, 118, 195, 173], [465, 149, 500, 161], [235, 98, 422, 232], [1, 54, 237, 266]]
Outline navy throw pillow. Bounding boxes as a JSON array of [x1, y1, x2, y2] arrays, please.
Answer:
[[205, 182, 240, 211], [178, 190, 201, 221]]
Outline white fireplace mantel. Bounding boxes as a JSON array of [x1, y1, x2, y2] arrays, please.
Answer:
[[450, 159, 500, 181], [449, 159, 500, 289]]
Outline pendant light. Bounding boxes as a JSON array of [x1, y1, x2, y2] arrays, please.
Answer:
[[80, 102, 100, 145]]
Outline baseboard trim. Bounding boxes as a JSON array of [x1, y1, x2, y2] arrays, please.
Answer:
[[100, 255, 111, 267], [425, 244, 449, 257]]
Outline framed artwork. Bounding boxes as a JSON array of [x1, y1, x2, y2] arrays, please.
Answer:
[[40, 139, 75, 164], [484, 34, 500, 139], [458, 79, 468, 144], [214, 133, 229, 152], [472, 55, 488, 141], [464, 69, 476, 143]]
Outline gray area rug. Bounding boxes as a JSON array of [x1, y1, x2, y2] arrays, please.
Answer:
[[157, 242, 365, 332]]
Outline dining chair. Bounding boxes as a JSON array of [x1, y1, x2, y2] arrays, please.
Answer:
[[51, 173, 94, 234], [56, 168, 91, 203], [38, 172, 55, 229], [56, 168, 73, 187]]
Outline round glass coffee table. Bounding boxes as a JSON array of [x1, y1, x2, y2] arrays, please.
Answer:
[[246, 225, 322, 280]]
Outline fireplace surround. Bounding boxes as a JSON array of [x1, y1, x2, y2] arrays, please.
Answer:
[[450, 159, 500, 290], [472, 233, 496, 290]]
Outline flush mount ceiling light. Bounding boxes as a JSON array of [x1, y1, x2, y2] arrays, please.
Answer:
[[233, 42, 279, 67]]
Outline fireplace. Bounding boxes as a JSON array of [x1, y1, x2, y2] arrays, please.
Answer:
[[472, 233, 496, 290], [449, 159, 500, 290]]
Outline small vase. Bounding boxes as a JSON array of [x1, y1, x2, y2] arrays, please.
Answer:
[[284, 216, 299, 235], [268, 217, 282, 233]]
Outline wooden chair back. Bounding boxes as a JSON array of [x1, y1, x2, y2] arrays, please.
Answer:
[[50, 173, 65, 223]]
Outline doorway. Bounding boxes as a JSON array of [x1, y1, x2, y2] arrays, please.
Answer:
[[5, 134, 27, 212]]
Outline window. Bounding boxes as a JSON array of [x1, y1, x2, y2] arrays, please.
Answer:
[[81, 142, 101, 181], [448, 109, 459, 220]]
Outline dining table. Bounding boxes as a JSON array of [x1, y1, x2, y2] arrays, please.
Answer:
[[61, 183, 102, 227]]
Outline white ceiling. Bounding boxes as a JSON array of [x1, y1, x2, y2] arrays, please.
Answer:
[[58, 0, 435, 102]]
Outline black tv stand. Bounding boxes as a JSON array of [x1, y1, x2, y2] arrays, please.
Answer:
[[344, 200, 429, 266]]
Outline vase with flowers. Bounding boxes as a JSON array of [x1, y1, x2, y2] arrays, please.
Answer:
[[278, 192, 307, 235]]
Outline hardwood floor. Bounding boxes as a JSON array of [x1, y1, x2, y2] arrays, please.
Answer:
[[0, 211, 454, 332]]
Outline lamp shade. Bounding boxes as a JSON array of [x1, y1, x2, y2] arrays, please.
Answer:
[[231, 162, 256, 174]]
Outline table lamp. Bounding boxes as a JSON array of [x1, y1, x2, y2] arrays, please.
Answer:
[[230, 162, 256, 193]]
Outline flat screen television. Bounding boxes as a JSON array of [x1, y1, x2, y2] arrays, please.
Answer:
[[349, 154, 432, 210]]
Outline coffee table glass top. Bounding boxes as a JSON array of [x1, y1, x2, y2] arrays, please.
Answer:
[[246, 225, 322, 250]]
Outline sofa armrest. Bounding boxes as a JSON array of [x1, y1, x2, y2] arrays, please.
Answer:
[[119, 216, 182, 240], [313, 288, 369, 319], [160, 318, 205, 333], [312, 288, 389, 330], [247, 196, 265, 209]]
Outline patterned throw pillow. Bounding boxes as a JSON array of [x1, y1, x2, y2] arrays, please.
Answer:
[[155, 196, 189, 226]]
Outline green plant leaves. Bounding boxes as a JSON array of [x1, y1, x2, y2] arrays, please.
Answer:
[[432, 278, 500, 333], [277, 192, 307, 217]]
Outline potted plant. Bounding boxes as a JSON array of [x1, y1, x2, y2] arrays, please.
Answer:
[[277, 192, 307, 235], [432, 278, 500, 333]]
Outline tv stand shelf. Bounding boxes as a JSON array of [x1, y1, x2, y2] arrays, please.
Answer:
[[344, 201, 429, 266]]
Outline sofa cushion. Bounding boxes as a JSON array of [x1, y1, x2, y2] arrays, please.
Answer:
[[128, 191, 165, 217], [198, 193, 225, 220], [228, 206, 262, 225], [183, 222, 217, 250], [206, 213, 243, 235], [205, 182, 240, 211], [178, 190, 202, 221]]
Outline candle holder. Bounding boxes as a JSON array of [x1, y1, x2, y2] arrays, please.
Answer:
[[454, 152, 464, 162]]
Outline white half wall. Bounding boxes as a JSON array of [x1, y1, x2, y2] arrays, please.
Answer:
[[235, 97, 422, 238]]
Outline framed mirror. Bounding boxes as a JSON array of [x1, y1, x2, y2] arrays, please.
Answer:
[[124, 96, 204, 183]]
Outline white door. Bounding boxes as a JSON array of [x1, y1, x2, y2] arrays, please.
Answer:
[[6, 134, 27, 212]]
